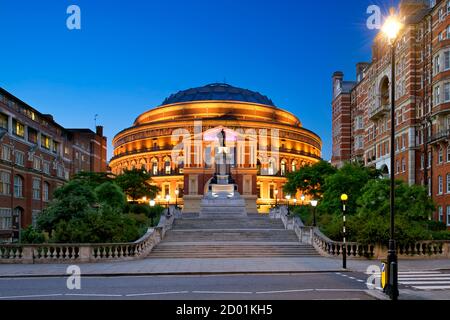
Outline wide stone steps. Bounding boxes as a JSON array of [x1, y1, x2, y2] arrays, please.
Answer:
[[149, 243, 320, 259], [173, 218, 285, 230], [163, 230, 299, 242]]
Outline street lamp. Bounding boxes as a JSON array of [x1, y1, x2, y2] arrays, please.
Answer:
[[149, 200, 156, 207], [382, 8, 402, 301], [310, 200, 318, 227], [274, 189, 279, 208], [149, 199, 156, 225], [300, 195, 305, 206], [285, 194, 291, 216], [293, 198, 297, 208], [175, 189, 179, 209], [341, 194, 349, 269]]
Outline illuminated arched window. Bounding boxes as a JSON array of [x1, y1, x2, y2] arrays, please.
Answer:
[[268, 159, 276, 176], [164, 157, 172, 175], [281, 160, 287, 176], [151, 158, 158, 176], [291, 161, 297, 172]]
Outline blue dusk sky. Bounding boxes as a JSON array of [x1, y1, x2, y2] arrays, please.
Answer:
[[0, 0, 400, 160]]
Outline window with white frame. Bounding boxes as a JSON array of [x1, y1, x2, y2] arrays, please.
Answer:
[[355, 116, 364, 130], [402, 158, 406, 173], [13, 175, 23, 198], [439, 206, 444, 222], [439, 175, 443, 194], [439, 148, 444, 163], [447, 174, 450, 193], [32, 178, 41, 200], [435, 55, 441, 74], [447, 206, 450, 226], [33, 157, 41, 171], [0, 208, 12, 230], [1, 145, 11, 162], [0, 171, 11, 195], [43, 161, 50, 174], [435, 85, 441, 105], [445, 82, 450, 102], [428, 151, 432, 168], [14, 150, 24, 167], [421, 154, 425, 169], [444, 50, 450, 70], [57, 165, 64, 178], [43, 182, 49, 202], [280, 160, 286, 176]]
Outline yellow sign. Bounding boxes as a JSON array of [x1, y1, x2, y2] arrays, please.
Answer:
[[381, 262, 388, 289]]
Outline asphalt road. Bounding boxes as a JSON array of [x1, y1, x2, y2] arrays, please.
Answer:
[[0, 272, 376, 300]]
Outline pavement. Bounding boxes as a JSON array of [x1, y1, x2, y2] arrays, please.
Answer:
[[0, 257, 449, 278]]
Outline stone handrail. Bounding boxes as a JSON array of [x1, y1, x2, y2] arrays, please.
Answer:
[[0, 211, 177, 264], [270, 206, 450, 260]]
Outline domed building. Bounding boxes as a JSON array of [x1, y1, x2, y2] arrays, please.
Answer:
[[110, 83, 322, 213]]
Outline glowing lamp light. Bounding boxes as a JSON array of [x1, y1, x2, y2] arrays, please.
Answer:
[[300, 195, 305, 202], [165, 195, 170, 202], [311, 200, 318, 208], [382, 10, 402, 42], [149, 200, 156, 207], [285, 194, 291, 201], [341, 194, 349, 202]]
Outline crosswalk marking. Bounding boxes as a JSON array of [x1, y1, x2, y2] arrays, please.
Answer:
[[397, 271, 450, 291]]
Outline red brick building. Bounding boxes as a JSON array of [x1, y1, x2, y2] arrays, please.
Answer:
[[332, 0, 450, 228], [0, 87, 107, 242]]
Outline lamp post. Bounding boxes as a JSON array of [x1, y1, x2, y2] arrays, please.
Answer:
[[149, 199, 156, 226], [382, 8, 402, 301], [310, 200, 318, 227], [285, 194, 291, 216], [341, 194, 348, 269], [165, 195, 170, 214], [274, 189, 279, 208], [300, 195, 305, 206], [293, 198, 297, 208], [175, 189, 179, 209]]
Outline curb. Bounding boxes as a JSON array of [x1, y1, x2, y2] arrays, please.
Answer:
[[0, 270, 350, 279]]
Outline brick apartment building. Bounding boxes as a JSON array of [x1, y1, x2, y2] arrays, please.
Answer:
[[332, 0, 450, 228], [0, 87, 107, 242]]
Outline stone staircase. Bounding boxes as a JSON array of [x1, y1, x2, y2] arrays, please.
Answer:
[[148, 215, 320, 259]]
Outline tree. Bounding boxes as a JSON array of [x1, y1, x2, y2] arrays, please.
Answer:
[[283, 161, 337, 198], [71, 171, 114, 188], [95, 182, 127, 211], [115, 168, 159, 202], [37, 180, 97, 233], [352, 179, 435, 245], [319, 163, 380, 216]]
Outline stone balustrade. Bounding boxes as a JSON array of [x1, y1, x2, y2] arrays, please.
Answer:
[[0, 210, 177, 264], [270, 206, 450, 260]]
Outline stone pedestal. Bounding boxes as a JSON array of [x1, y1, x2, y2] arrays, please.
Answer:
[[200, 190, 247, 217]]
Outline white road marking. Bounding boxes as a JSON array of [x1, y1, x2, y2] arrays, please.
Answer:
[[315, 289, 366, 292], [357, 280, 364, 283], [400, 281, 450, 285], [256, 289, 314, 294], [125, 291, 189, 297], [399, 277, 450, 281], [64, 293, 123, 297], [0, 294, 63, 299], [192, 291, 253, 295], [348, 277, 356, 280], [412, 286, 450, 290]]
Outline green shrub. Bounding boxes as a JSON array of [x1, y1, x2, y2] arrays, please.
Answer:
[[21, 226, 46, 244]]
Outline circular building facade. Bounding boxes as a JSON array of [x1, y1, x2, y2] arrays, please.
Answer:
[[110, 83, 322, 213]]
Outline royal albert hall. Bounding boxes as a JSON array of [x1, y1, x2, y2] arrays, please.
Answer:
[[110, 83, 322, 213]]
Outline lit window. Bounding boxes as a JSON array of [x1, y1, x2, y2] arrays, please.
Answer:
[[165, 160, 171, 175], [0, 113, 8, 129], [12, 119, 24, 137], [281, 161, 286, 176], [152, 160, 158, 175], [41, 135, 51, 149]]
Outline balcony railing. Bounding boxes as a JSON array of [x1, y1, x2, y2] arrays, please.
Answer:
[[369, 104, 390, 120], [427, 129, 450, 145]]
